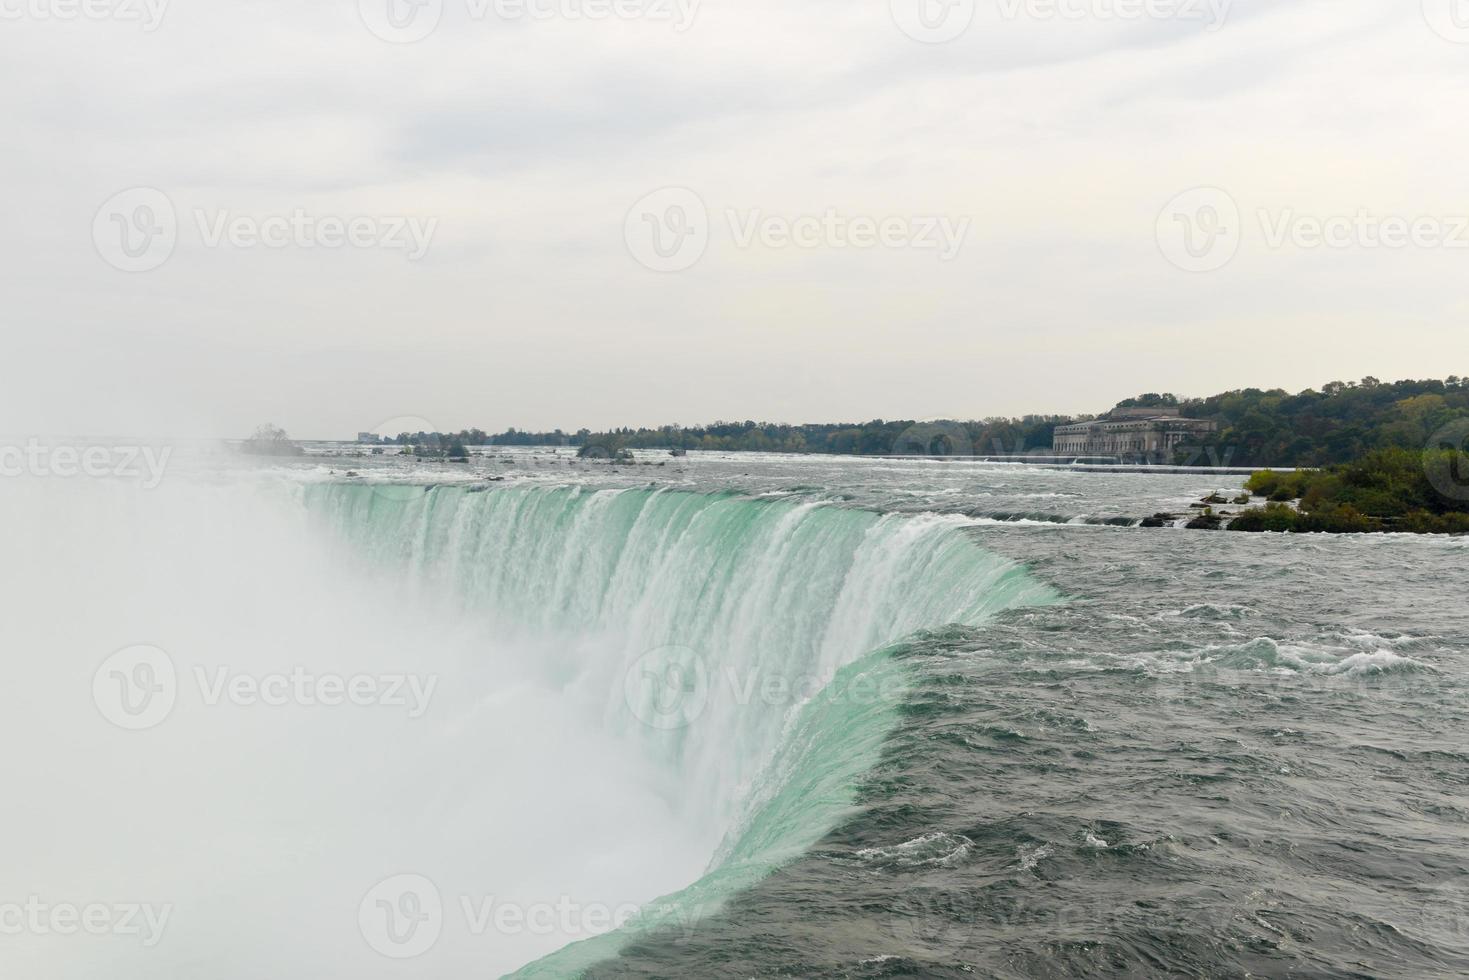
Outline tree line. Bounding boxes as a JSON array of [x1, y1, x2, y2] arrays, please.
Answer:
[[373, 376, 1469, 468], [1177, 376, 1468, 467]]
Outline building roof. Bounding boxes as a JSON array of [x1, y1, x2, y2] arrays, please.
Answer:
[[1108, 406, 1182, 419], [1054, 414, 1214, 432]]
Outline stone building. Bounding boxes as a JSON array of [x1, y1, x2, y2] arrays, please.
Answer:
[[1051, 407, 1217, 463]]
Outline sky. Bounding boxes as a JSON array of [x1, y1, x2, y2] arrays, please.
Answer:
[[3, 0, 1467, 438]]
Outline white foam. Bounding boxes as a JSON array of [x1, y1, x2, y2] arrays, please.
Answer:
[[855, 832, 974, 869]]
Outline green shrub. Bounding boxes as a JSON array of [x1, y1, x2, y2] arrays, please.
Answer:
[[1229, 504, 1300, 532], [1339, 488, 1409, 517], [1300, 474, 1341, 510], [1399, 510, 1469, 533], [1245, 470, 1283, 497], [1296, 504, 1375, 533], [1249, 469, 1313, 500]]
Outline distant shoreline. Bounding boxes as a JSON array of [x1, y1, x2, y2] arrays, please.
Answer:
[[340, 375, 1469, 472]]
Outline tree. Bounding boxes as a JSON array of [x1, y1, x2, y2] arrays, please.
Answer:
[[1116, 392, 1180, 409]]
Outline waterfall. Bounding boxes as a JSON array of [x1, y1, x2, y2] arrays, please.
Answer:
[[305, 484, 1056, 976]]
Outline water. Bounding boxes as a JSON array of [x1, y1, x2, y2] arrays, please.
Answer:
[[4, 448, 1466, 978], [584, 523, 1469, 978]]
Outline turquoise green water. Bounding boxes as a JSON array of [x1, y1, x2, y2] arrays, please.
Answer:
[[303, 483, 1057, 975]]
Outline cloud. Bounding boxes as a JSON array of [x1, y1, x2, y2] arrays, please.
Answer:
[[2, 0, 1465, 437]]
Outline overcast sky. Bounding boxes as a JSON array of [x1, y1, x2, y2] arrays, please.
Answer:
[[3, 0, 1467, 438]]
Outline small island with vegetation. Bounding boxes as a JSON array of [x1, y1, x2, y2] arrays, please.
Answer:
[[1227, 448, 1469, 534], [575, 434, 634, 463]]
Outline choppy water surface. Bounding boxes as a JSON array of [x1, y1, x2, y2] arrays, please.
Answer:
[[283, 447, 1469, 978], [596, 528, 1469, 978]]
